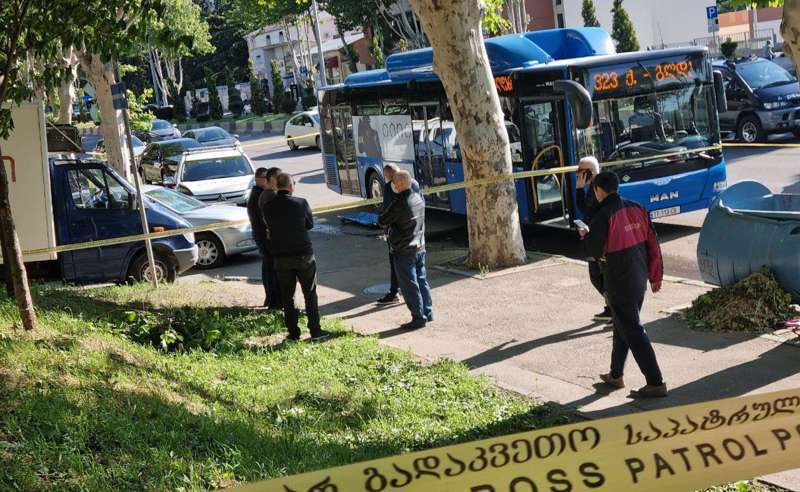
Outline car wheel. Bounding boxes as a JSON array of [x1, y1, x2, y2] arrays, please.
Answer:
[[288, 136, 298, 151], [315, 135, 321, 150], [738, 116, 765, 143], [128, 252, 177, 283], [195, 233, 225, 269]]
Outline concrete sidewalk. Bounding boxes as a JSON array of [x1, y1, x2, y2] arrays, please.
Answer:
[[189, 214, 800, 489]]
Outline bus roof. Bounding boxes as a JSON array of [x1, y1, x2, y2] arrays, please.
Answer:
[[336, 29, 709, 90], [338, 27, 615, 89]]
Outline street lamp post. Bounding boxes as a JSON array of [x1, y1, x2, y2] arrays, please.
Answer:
[[310, 0, 327, 88]]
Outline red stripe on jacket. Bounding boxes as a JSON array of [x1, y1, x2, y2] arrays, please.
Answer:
[[605, 204, 663, 285]]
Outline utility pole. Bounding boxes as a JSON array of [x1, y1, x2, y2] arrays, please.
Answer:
[[310, 0, 327, 88]]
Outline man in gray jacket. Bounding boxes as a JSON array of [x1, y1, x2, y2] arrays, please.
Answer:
[[378, 170, 433, 329]]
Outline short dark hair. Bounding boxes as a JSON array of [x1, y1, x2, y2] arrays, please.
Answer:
[[266, 167, 282, 180], [255, 167, 268, 178], [592, 171, 619, 194], [276, 172, 293, 190]]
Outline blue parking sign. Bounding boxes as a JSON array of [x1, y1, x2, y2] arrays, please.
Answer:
[[707, 5, 718, 19]]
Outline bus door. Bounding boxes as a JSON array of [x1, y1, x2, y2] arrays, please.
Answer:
[[520, 99, 569, 224], [410, 103, 449, 209], [331, 105, 360, 195]]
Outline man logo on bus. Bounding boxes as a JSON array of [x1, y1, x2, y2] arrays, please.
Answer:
[[650, 191, 679, 203]]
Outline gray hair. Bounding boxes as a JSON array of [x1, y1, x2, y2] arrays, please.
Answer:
[[578, 156, 600, 175], [383, 163, 399, 173], [393, 170, 412, 191]]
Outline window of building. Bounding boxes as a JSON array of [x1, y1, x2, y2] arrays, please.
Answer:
[[557, 13, 565, 28]]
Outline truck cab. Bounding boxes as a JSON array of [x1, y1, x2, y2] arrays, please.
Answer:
[[51, 157, 198, 283]]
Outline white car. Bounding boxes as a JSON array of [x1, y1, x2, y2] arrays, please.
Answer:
[[284, 110, 321, 150], [164, 146, 256, 206]]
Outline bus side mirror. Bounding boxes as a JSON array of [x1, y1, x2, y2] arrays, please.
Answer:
[[713, 70, 728, 114], [554, 80, 593, 130]]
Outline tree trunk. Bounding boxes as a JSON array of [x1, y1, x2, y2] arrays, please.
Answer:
[[152, 49, 169, 106], [408, 0, 526, 268], [57, 49, 79, 125], [782, 0, 800, 76], [0, 143, 37, 330], [336, 25, 359, 75], [79, 53, 132, 181]]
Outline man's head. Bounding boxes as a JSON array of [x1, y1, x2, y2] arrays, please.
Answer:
[[266, 167, 282, 190], [254, 167, 268, 189], [392, 170, 412, 193], [276, 172, 294, 193], [578, 156, 600, 182], [383, 163, 399, 182], [592, 171, 620, 202], [633, 95, 654, 112]]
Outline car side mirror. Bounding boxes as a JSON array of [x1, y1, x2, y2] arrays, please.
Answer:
[[127, 193, 137, 210], [554, 79, 593, 130], [713, 71, 728, 113]]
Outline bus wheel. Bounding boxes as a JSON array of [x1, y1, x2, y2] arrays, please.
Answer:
[[738, 116, 764, 143], [368, 172, 383, 200]]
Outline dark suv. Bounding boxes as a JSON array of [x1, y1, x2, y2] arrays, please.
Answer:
[[713, 57, 800, 142]]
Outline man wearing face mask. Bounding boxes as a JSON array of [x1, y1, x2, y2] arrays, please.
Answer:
[[376, 164, 421, 305], [575, 156, 610, 324], [378, 170, 432, 329]]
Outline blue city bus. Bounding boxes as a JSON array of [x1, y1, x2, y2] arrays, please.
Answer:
[[319, 28, 728, 226]]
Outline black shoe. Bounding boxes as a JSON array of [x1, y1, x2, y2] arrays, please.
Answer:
[[593, 307, 612, 322], [377, 293, 400, 304], [286, 335, 301, 342], [401, 320, 426, 330], [310, 330, 331, 342]]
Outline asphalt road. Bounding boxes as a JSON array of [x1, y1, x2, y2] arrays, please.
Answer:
[[83, 130, 800, 281]]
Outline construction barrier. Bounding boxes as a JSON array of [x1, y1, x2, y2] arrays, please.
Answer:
[[230, 388, 800, 491]]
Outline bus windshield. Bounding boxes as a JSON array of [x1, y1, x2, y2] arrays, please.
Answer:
[[576, 85, 716, 168]]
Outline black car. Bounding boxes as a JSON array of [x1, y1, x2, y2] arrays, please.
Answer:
[[182, 126, 240, 147], [713, 57, 800, 142], [141, 118, 182, 143], [139, 138, 202, 183]]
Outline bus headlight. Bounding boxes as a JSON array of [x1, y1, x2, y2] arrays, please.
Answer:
[[713, 180, 727, 192]]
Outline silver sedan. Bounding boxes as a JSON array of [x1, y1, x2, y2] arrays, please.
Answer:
[[143, 185, 257, 269]]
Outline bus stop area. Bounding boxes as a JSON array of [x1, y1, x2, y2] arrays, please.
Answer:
[[187, 210, 800, 489]]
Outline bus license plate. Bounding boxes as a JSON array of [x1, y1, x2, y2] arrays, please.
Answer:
[[650, 206, 680, 219]]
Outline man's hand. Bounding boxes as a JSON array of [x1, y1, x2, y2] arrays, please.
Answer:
[[576, 169, 588, 189], [651, 281, 662, 293]]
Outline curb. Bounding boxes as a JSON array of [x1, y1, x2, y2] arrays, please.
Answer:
[[77, 120, 286, 137]]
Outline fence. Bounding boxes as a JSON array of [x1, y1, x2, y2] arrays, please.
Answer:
[[658, 28, 777, 58]]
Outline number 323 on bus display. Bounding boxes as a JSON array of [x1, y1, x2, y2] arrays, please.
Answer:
[[589, 58, 704, 96]]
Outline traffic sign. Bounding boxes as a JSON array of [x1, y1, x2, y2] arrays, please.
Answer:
[[707, 5, 718, 19]]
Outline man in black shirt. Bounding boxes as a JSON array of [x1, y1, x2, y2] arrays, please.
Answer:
[[246, 167, 279, 308], [263, 172, 328, 342], [575, 156, 610, 323]]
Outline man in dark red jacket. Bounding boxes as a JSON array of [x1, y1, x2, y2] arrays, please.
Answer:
[[580, 171, 667, 398]]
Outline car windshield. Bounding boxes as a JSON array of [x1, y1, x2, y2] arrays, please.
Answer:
[[146, 187, 205, 213], [181, 155, 251, 181], [738, 60, 797, 89], [576, 85, 717, 169], [310, 113, 320, 124], [161, 140, 200, 156], [152, 120, 171, 130], [195, 128, 230, 142], [131, 135, 144, 147]]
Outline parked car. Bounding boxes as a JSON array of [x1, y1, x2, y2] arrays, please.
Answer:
[[142, 118, 182, 142], [713, 57, 800, 142], [143, 185, 256, 269], [165, 146, 256, 206], [138, 138, 203, 183], [183, 126, 240, 147], [93, 135, 146, 160], [284, 110, 320, 150]]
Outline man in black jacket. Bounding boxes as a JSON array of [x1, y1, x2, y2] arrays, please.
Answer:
[[575, 156, 610, 323], [580, 172, 666, 398], [378, 170, 433, 329], [263, 172, 329, 342], [246, 167, 279, 308]]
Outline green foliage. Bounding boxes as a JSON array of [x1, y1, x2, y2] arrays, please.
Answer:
[[301, 94, 318, 110], [271, 59, 285, 115], [151, 0, 213, 59], [184, 1, 249, 89], [126, 89, 155, 132], [685, 267, 797, 333], [169, 79, 187, 122], [225, 68, 244, 117], [725, 0, 783, 8], [483, 0, 511, 36], [611, 0, 640, 53], [248, 60, 266, 116], [582, 0, 601, 27], [721, 38, 739, 59], [206, 70, 224, 120], [369, 29, 385, 68], [280, 96, 297, 114], [0, 282, 565, 490]]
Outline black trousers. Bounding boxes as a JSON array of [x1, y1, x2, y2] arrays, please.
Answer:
[[275, 254, 321, 339], [608, 290, 664, 387], [388, 249, 399, 296], [256, 240, 281, 309], [588, 259, 606, 303]]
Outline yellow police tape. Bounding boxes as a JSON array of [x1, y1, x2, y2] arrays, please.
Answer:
[[231, 388, 800, 492], [20, 144, 724, 256]]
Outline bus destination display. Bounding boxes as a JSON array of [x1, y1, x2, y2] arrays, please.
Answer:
[[587, 55, 706, 97]]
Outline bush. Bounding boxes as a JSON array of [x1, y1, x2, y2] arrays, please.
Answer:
[[281, 96, 297, 114], [270, 59, 284, 114], [206, 69, 223, 121], [721, 38, 738, 59], [685, 267, 797, 333], [225, 68, 244, 117], [248, 60, 266, 115], [301, 94, 317, 110]]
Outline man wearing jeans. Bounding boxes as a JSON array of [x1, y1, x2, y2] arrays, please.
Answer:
[[378, 170, 433, 329], [264, 172, 329, 342]]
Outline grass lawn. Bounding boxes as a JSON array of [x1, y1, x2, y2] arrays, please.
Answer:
[[0, 282, 567, 490]]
